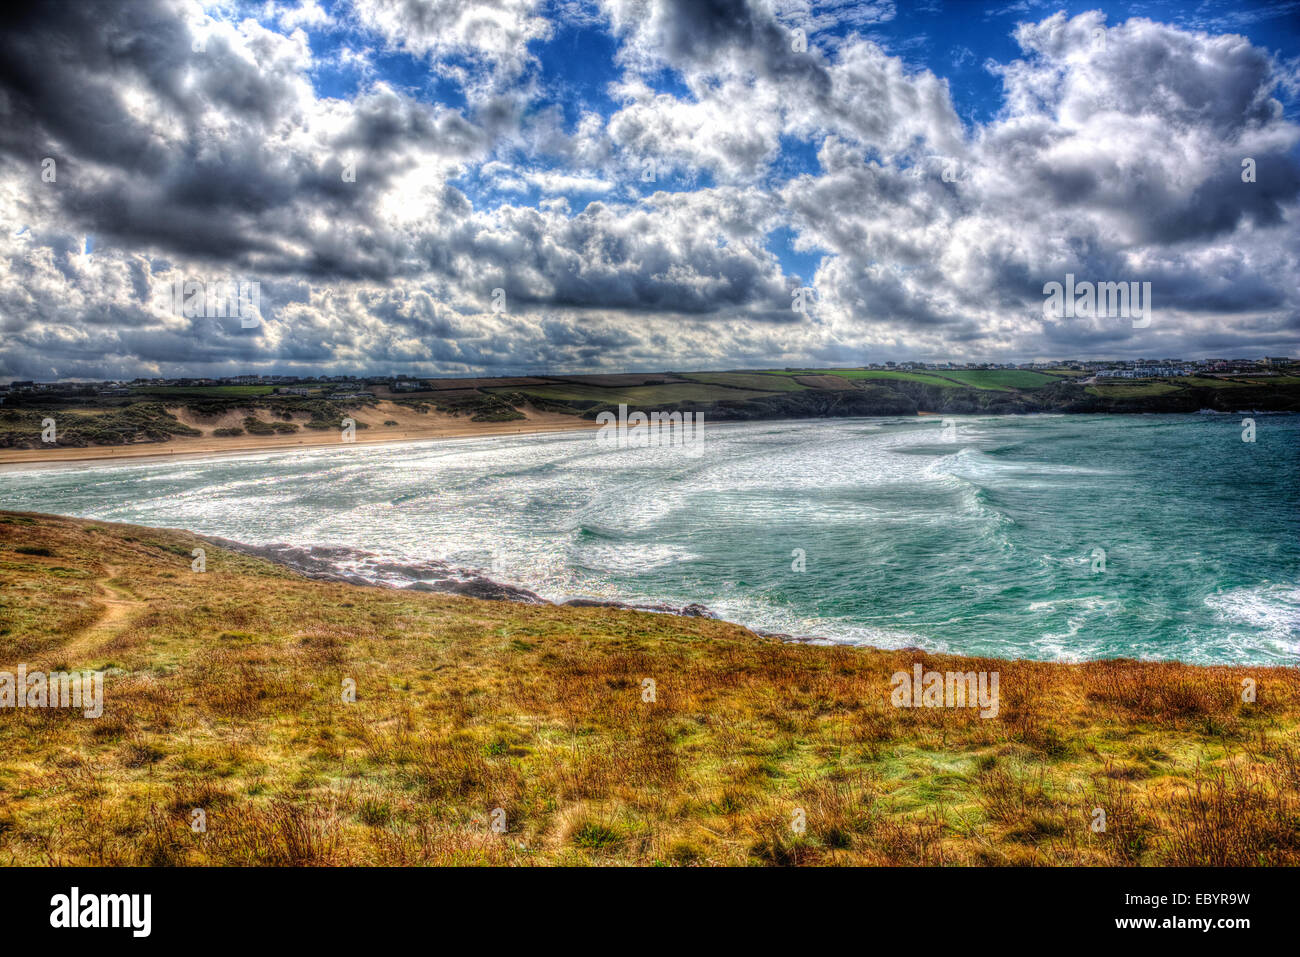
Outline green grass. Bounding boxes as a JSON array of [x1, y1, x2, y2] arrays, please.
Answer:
[[1179, 377, 1253, 388], [936, 370, 1063, 390], [680, 372, 808, 392], [1086, 380, 1183, 397], [763, 369, 1057, 391], [767, 369, 965, 388], [493, 383, 779, 405], [1192, 375, 1300, 388], [129, 386, 277, 398], [763, 368, 1071, 391]]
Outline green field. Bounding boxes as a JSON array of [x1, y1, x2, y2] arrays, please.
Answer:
[[937, 369, 1063, 390], [762, 368, 1061, 391], [681, 372, 807, 392], [492, 382, 779, 405], [1209, 375, 1300, 387], [1179, 377, 1256, 389], [130, 385, 278, 398], [1085, 380, 1183, 398], [1084, 375, 1299, 398], [766, 369, 965, 388]]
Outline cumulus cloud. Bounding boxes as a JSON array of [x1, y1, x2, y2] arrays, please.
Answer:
[[0, 0, 1296, 380]]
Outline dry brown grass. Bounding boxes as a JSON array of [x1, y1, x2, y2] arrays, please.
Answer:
[[1, 510, 1298, 866]]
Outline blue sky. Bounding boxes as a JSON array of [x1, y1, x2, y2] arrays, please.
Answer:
[[293, 0, 1300, 281], [1, 0, 1298, 379]]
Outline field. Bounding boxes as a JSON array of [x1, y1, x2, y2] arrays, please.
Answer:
[[937, 370, 1064, 390], [129, 385, 279, 398], [763, 369, 1063, 391], [1086, 381, 1184, 398], [768, 369, 966, 388], [486, 382, 776, 405], [1088, 375, 1297, 398], [2, 511, 1298, 866], [680, 372, 809, 392]]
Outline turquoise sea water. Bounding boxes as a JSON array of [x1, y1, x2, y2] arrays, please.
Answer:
[[2, 413, 1296, 664]]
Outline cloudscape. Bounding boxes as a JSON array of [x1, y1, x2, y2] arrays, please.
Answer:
[[1, 0, 1298, 380]]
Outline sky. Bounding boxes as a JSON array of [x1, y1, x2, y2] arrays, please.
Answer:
[[1, 0, 1298, 381]]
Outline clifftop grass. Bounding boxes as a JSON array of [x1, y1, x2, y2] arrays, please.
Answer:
[[1, 510, 1297, 866]]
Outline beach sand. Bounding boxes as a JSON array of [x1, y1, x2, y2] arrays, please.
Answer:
[[0, 400, 601, 469]]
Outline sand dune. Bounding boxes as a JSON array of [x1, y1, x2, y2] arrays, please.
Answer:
[[0, 400, 599, 468]]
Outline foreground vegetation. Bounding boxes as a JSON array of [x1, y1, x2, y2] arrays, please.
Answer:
[[1, 511, 1298, 866]]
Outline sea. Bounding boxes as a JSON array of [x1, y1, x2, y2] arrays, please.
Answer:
[[3, 413, 1296, 664]]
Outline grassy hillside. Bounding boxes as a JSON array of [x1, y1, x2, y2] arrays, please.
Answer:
[[1, 511, 1298, 866], [769, 368, 966, 388], [1085, 381, 1184, 398], [485, 382, 775, 406], [763, 368, 1066, 390], [680, 372, 809, 392], [6, 371, 1299, 454], [938, 369, 1064, 390]]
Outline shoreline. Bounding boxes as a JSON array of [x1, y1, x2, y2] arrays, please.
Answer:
[[133, 522, 1292, 665], [0, 413, 604, 470], [5, 507, 1285, 669], [5, 406, 1297, 471]]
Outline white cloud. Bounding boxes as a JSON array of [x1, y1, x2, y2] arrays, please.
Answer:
[[0, 2, 1296, 379]]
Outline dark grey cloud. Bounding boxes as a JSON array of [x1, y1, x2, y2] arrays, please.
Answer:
[[0, 1, 1297, 381]]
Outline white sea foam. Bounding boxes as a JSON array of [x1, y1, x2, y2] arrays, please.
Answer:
[[3, 414, 1296, 663], [1204, 584, 1300, 655]]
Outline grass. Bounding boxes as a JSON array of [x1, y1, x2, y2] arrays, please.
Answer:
[[936, 370, 1063, 390], [762, 368, 1070, 391], [129, 386, 278, 398], [680, 372, 809, 392], [1180, 377, 1258, 389], [492, 383, 779, 406], [1086, 380, 1184, 398], [0, 403, 202, 447], [770, 369, 967, 388], [1, 510, 1298, 866], [1086, 374, 1300, 399], [762, 369, 1059, 391]]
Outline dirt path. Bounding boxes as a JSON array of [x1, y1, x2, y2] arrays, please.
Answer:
[[55, 562, 143, 665]]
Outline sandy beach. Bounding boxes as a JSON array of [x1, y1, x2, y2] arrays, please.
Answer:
[[0, 400, 601, 469]]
